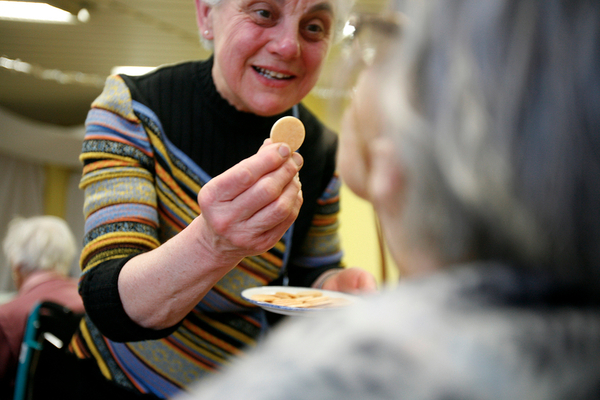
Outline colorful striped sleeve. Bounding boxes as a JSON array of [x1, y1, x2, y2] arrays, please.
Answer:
[[78, 75, 161, 278]]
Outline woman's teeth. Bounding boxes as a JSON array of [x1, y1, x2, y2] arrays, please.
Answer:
[[254, 67, 292, 80]]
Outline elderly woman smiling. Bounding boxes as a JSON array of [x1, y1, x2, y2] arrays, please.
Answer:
[[58, 1, 376, 399]]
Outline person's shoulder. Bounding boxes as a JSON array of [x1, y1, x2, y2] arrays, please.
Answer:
[[0, 294, 34, 334], [380, 268, 600, 398]]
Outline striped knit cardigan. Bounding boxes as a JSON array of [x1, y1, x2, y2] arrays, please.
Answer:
[[68, 59, 344, 398]]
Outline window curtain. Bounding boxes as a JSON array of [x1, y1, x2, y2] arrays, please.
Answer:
[[0, 153, 45, 292]]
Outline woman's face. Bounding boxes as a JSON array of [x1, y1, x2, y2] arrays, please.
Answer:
[[198, 0, 336, 116]]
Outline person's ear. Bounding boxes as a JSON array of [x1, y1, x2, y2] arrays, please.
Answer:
[[195, 0, 214, 39], [338, 109, 371, 201], [367, 136, 405, 221]]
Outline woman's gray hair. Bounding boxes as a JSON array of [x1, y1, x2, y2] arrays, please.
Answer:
[[198, 0, 356, 50], [382, 0, 600, 283], [2, 215, 77, 276]]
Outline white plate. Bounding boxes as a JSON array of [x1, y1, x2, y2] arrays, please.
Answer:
[[241, 286, 360, 316]]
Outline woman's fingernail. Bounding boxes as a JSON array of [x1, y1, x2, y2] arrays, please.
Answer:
[[278, 144, 290, 158], [292, 152, 303, 167]]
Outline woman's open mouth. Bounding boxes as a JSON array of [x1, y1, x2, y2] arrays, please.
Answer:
[[253, 66, 294, 80]]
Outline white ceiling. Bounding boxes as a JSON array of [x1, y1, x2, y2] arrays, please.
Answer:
[[0, 0, 390, 126]]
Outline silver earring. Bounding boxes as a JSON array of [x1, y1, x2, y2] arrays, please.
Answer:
[[204, 30, 210, 37]]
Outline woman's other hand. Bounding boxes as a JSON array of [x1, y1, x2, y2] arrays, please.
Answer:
[[319, 268, 378, 294]]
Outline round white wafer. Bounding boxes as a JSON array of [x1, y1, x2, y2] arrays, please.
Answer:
[[270, 116, 305, 151]]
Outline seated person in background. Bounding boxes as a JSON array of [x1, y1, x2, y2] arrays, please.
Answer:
[[0, 216, 84, 398], [178, 0, 600, 399]]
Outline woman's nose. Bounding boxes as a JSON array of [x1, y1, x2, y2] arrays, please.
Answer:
[[267, 24, 301, 59]]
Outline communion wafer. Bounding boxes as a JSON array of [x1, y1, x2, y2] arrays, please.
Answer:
[[270, 116, 305, 151], [250, 294, 280, 302]]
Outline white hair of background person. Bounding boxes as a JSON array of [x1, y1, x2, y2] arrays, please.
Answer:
[[198, 0, 356, 49], [2, 215, 77, 277], [379, 0, 600, 285]]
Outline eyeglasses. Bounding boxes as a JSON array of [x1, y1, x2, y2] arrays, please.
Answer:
[[344, 12, 404, 68], [323, 11, 404, 115]]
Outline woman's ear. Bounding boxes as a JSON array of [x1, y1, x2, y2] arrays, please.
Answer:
[[195, 0, 213, 38]]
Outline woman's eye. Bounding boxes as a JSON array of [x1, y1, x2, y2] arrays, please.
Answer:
[[307, 23, 323, 34], [303, 20, 327, 40], [256, 9, 272, 20]]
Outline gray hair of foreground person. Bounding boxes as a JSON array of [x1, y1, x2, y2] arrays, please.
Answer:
[[379, 0, 600, 287], [3, 216, 77, 276], [197, 0, 356, 48]]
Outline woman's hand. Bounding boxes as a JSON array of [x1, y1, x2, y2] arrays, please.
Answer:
[[197, 141, 304, 260], [318, 267, 378, 294], [119, 142, 303, 329]]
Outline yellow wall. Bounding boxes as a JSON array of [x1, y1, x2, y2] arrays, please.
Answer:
[[44, 164, 71, 218], [339, 184, 399, 284]]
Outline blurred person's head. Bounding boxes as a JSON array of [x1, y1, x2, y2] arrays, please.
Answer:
[[3, 216, 77, 288], [338, 0, 600, 286], [194, 0, 354, 116]]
